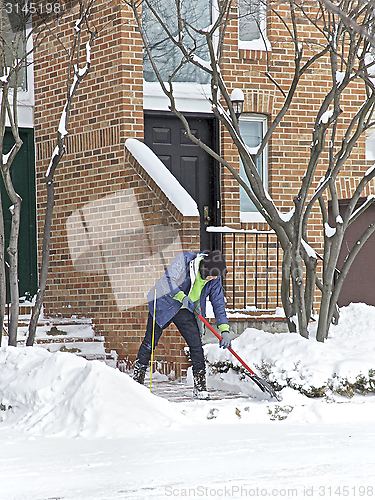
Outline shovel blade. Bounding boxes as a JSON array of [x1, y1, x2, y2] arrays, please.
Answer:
[[245, 372, 282, 401]]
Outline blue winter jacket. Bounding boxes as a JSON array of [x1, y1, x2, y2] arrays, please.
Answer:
[[147, 252, 229, 329]]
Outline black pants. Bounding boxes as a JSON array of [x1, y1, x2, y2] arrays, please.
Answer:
[[136, 309, 205, 373]]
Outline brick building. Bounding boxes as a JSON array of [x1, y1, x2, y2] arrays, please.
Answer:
[[14, 1, 375, 374]]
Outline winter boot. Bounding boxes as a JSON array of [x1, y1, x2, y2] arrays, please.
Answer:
[[193, 369, 210, 400], [133, 359, 148, 385]]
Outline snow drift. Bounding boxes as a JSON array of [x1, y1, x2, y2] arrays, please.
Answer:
[[0, 346, 187, 438], [205, 303, 375, 397], [2, 303, 375, 439]]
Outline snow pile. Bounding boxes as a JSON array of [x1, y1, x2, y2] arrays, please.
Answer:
[[2, 303, 375, 440], [205, 303, 375, 397], [0, 346, 187, 438]]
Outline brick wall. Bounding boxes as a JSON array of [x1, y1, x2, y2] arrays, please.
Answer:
[[34, 1, 199, 376]]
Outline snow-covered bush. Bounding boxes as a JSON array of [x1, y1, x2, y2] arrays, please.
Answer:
[[204, 304, 375, 398]]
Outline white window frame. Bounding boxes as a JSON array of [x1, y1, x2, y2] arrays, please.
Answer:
[[238, 0, 270, 52], [366, 126, 375, 161], [3, 25, 34, 128], [239, 114, 268, 222], [143, 0, 218, 112]]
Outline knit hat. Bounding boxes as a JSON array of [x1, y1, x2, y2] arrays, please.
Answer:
[[199, 250, 227, 279]]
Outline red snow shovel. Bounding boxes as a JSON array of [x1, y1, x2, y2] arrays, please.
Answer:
[[198, 313, 280, 401]]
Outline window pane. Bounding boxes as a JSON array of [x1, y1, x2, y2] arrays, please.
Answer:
[[366, 129, 375, 161], [0, 9, 27, 91], [239, 0, 262, 42], [143, 0, 212, 84], [239, 119, 264, 213]]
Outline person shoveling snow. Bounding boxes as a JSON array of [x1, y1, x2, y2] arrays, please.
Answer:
[[133, 250, 278, 401], [132, 251, 231, 400]]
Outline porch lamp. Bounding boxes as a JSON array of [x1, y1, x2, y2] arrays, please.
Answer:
[[230, 88, 245, 120]]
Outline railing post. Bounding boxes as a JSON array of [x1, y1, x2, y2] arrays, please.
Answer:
[[244, 233, 247, 310], [266, 233, 269, 309], [255, 233, 258, 309], [232, 233, 236, 309], [277, 238, 280, 308]]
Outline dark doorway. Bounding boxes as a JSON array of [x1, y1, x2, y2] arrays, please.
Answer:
[[144, 112, 220, 251], [329, 198, 375, 307], [2, 128, 37, 302]]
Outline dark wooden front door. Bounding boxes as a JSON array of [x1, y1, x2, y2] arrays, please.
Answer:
[[144, 112, 220, 251]]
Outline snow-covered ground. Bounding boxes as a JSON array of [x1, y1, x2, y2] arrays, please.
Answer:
[[1, 303, 375, 500]]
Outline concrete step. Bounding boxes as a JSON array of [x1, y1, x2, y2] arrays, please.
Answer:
[[2, 312, 116, 367], [205, 309, 288, 338]]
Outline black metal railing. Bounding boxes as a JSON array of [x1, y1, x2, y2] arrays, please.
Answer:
[[207, 226, 281, 310]]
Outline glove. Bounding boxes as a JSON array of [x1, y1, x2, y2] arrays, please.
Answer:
[[219, 330, 231, 349], [182, 295, 195, 313]]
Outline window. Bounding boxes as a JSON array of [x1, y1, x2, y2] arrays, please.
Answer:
[[238, 0, 269, 51], [143, 0, 212, 84], [366, 127, 375, 161], [239, 115, 268, 221], [1, 7, 27, 90]]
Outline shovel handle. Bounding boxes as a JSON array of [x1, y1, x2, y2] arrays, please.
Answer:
[[197, 313, 255, 376]]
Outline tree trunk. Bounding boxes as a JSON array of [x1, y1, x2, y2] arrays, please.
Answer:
[[6, 195, 21, 346], [316, 287, 331, 342], [0, 198, 6, 347], [280, 248, 298, 332], [291, 252, 309, 338], [27, 179, 55, 345], [304, 257, 317, 325]]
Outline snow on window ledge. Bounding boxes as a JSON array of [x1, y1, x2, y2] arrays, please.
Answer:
[[238, 38, 271, 52], [240, 211, 266, 223]]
